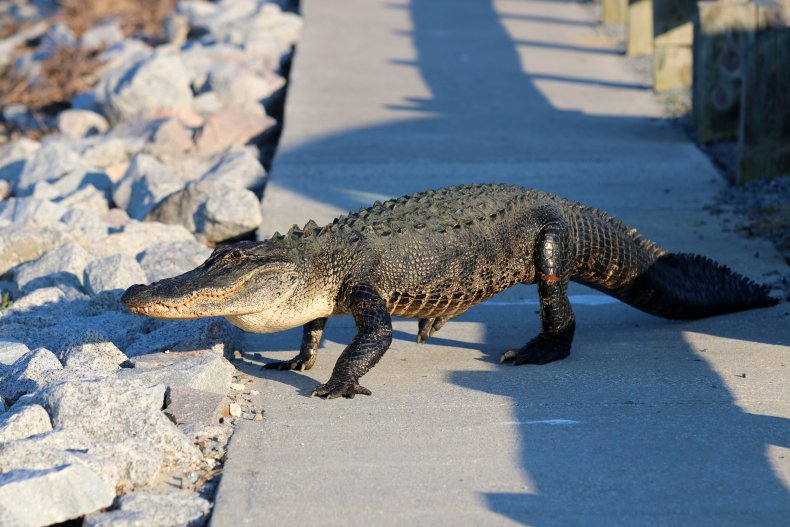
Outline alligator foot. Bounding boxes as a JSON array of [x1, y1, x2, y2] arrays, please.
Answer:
[[263, 353, 316, 372], [416, 316, 449, 344], [312, 378, 372, 399], [499, 335, 571, 365]]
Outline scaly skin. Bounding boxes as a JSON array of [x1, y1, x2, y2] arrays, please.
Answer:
[[122, 184, 778, 398]]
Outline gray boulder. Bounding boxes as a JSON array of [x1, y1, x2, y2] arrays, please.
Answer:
[[112, 154, 186, 220], [137, 240, 212, 283], [195, 103, 276, 155], [60, 208, 109, 246], [37, 377, 201, 464], [0, 348, 63, 402], [0, 404, 52, 442], [84, 491, 211, 527], [165, 386, 227, 427], [56, 185, 111, 215], [123, 350, 234, 396], [57, 109, 110, 138], [0, 464, 115, 527], [206, 62, 285, 107], [202, 146, 266, 191], [13, 242, 92, 294], [147, 180, 262, 244], [0, 339, 31, 367], [0, 428, 161, 489], [95, 51, 194, 124], [84, 254, 148, 295], [99, 220, 196, 258], [123, 318, 237, 358], [81, 19, 125, 52], [0, 224, 75, 275], [59, 331, 128, 372], [0, 196, 69, 224], [14, 138, 93, 196], [0, 137, 40, 185]]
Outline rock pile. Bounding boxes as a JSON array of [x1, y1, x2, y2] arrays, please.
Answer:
[[0, 0, 301, 524]]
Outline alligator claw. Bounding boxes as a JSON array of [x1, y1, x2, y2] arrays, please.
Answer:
[[417, 316, 449, 344], [500, 335, 571, 365], [312, 379, 372, 399], [263, 354, 316, 371]]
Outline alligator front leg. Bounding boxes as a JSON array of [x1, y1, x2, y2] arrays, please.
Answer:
[[264, 317, 327, 371], [314, 283, 392, 399], [501, 216, 576, 365]]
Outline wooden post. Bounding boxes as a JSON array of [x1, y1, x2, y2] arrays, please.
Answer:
[[652, 0, 697, 90], [604, 0, 630, 23], [737, 26, 790, 183], [693, 1, 788, 143], [628, 0, 654, 55]]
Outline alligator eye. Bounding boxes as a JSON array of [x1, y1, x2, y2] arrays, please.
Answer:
[[229, 248, 243, 259]]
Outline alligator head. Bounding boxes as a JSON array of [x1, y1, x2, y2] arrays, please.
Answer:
[[121, 240, 301, 321]]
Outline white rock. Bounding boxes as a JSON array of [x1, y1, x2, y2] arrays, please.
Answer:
[[14, 138, 93, 196], [84, 491, 211, 527], [123, 350, 234, 396], [202, 146, 266, 191], [0, 404, 52, 442], [0, 464, 115, 526], [84, 254, 148, 295], [147, 180, 262, 243], [99, 221, 196, 258], [137, 240, 212, 283], [229, 403, 242, 417], [30, 181, 61, 200], [123, 318, 236, 358], [0, 196, 68, 224], [60, 208, 109, 245], [207, 63, 285, 107], [0, 137, 40, 184], [0, 339, 30, 367], [78, 137, 129, 168], [146, 118, 195, 159], [112, 154, 186, 220], [196, 103, 275, 155], [96, 51, 194, 124], [0, 224, 75, 275], [0, 348, 63, 403], [0, 427, 160, 489], [59, 331, 128, 372], [57, 109, 110, 138], [56, 185, 111, 215], [81, 19, 125, 51], [38, 377, 201, 465], [6, 286, 67, 311], [13, 243, 91, 294]]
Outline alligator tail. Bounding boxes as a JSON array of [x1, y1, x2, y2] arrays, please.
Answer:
[[615, 253, 779, 320]]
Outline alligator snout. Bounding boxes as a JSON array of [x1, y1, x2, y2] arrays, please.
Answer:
[[121, 284, 151, 313]]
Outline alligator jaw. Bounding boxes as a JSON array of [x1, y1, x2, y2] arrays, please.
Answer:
[[121, 274, 258, 319]]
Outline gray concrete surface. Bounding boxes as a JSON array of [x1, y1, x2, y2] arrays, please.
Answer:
[[211, 0, 790, 525]]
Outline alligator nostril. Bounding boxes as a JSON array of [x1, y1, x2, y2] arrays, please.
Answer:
[[121, 284, 147, 306]]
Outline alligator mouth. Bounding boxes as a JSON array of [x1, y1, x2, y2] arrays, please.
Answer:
[[122, 274, 257, 318]]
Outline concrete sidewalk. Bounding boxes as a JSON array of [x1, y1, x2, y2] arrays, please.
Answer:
[[211, 0, 790, 525]]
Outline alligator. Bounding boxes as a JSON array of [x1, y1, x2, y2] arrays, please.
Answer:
[[122, 184, 779, 398]]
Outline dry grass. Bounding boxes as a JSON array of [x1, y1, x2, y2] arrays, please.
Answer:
[[58, 0, 177, 38], [0, 0, 177, 134]]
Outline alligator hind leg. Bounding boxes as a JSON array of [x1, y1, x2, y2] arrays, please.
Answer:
[[501, 216, 576, 365], [264, 317, 327, 371], [416, 314, 461, 344]]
